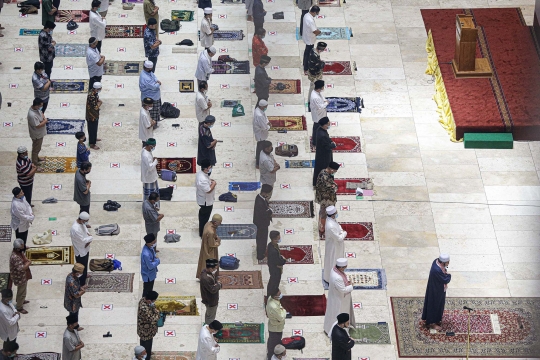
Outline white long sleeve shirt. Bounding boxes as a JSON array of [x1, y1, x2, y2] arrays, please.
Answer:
[[200, 17, 214, 48], [195, 170, 215, 206], [195, 50, 214, 81], [70, 220, 93, 257], [0, 302, 20, 342], [141, 148, 158, 183], [196, 325, 220, 360], [195, 91, 210, 123], [89, 10, 106, 41], [10, 196, 34, 232], [139, 107, 153, 142], [310, 90, 327, 123], [253, 107, 270, 141]]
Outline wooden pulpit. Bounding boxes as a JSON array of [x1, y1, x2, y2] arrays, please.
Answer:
[[452, 15, 492, 78]]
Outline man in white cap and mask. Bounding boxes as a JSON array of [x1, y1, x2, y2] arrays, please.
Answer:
[[323, 205, 346, 284], [200, 8, 215, 49], [133, 345, 147, 360], [324, 258, 355, 334], [70, 212, 93, 286], [252, 99, 270, 168], [421, 253, 451, 330], [85, 82, 102, 150], [271, 344, 287, 360], [195, 46, 216, 87], [139, 60, 162, 127]]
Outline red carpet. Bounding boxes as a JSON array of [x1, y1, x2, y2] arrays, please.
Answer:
[[264, 295, 326, 316], [320, 222, 374, 241], [258, 245, 314, 265], [421, 8, 540, 140], [310, 136, 361, 153], [323, 61, 352, 75]]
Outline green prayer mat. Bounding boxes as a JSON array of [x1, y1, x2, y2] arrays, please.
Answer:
[[171, 10, 194, 21], [349, 323, 391, 344], [216, 323, 264, 343]]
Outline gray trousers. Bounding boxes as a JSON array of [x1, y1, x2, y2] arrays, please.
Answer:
[[205, 304, 218, 324]]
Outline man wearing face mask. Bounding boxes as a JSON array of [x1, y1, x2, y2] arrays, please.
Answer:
[[196, 159, 217, 238], [9, 239, 32, 315], [329, 313, 354, 360], [86, 38, 105, 91], [139, 98, 157, 147], [259, 141, 280, 195], [253, 184, 273, 260], [312, 117, 336, 187], [196, 214, 222, 279], [195, 46, 216, 87], [38, 22, 56, 80], [144, 18, 161, 72], [422, 253, 451, 331], [271, 344, 287, 360], [141, 138, 159, 203], [266, 231, 287, 297], [323, 206, 346, 285], [64, 263, 88, 325], [307, 42, 327, 98], [0, 290, 20, 353], [62, 314, 84, 360], [200, 8, 214, 49], [199, 259, 222, 324], [253, 100, 270, 168], [142, 192, 164, 244], [74, 162, 92, 214], [70, 212, 93, 286], [85, 82, 103, 150], [89, 1, 106, 53], [15, 146, 38, 206], [10, 187, 34, 249], [0, 341, 19, 359], [133, 346, 147, 360], [197, 116, 218, 167], [195, 81, 212, 124], [141, 234, 160, 298], [266, 289, 286, 360], [254, 55, 272, 106], [252, 27, 268, 66], [27, 98, 48, 165], [137, 291, 160, 360], [32, 62, 52, 114], [309, 80, 328, 146], [315, 161, 340, 237], [196, 320, 222, 360], [323, 258, 355, 334]]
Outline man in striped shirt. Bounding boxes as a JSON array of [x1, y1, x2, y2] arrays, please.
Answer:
[[15, 146, 37, 206]]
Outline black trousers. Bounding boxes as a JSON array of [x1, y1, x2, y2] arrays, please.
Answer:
[[254, 18, 264, 32], [267, 268, 282, 297], [43, 61, 53, 80], [69, 311, 79, 323], [96, 41, 102, 53], [87, 119, 99, 146], [142, 280, 155, 298], [148, 56, 158, 73], [299, 10, 309, 36], [19, 183, 33, 206], [255, 140, 266, 167], [140, 338, 154, 360], [15, 229, 28, 249], [198, 204, 213, 237], [89, 76, 102, 92], [256, 226, 269, 260], [312, 122, 320, 146], [303, 44, 314, 72], [41, 100, 49, 114], [75, 253, 89, 286], [79, 204, 90, 214], [267, 331, 283, 360]]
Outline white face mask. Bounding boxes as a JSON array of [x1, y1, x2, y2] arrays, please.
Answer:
[[147, 107, 153, 111], [77, 274, 82, 278], [212, 269, 217, 275], [277, 238, 282, 243]]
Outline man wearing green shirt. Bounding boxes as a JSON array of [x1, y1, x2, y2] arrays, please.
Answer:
[[42, 0, 57, 27]]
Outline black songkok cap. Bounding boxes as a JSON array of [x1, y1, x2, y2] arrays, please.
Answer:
[[337, 313, 349, 323]]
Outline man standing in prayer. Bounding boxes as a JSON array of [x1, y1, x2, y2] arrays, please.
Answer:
[[196, 320, 222, 360], [253, 99, 270, 168], [137, 291, 160, 360], [143, 0, 158, 26], [323, 258, 355, 334], [0, 289, 20, 349], [139, 98, 156, 146], [15, 147, 38, 206], [70, 212, 92, 286], [32, 62, 51, 114], [254, 55, 272, 106], [266, 230, 286, 296], [85, 82, 102, 150], [302, 6, 321, 74], [27, 98, 48, 165], [323, 205, 346, 284], [307, 42, 327, 97], [252, 27, 268, 66], [315, 162, 340, 236], [133, 346, 147, 360], [141, 138, 159, 202], [195, 81, 212, 123], [259, 141, 280, 194], [297, 0, 312, 36], [266, 288, 286, 360], [64, 263, 87, 324], [330, 313, 355, 360], [144, 18, 161, 72], [41, 0, 57, 27], [271, 345, 287, 360], [196, 159, 216, 238], [73, 162, 92, 214], [253, 184, 273, 261], [197, 115, 218, 166], [252, 0, 266, 32], [195, 46, 216, 87], [63, 314, 84, 360], [141, 234, 160, 298], [313, 117, 335, 186], [9, 239, 32, 314], [422, 253, 451, 330], [142, 192, 163, 240], [10, 187, 34, 248], [89, 1, 106, 53], [139, 61, 162, 126], [200, 8, 214, 49], [38, 22, 56, 80], [196, 214, 222, 279], [75, 132, 90, 168], [86, 37, 105, 90], [199, 258, 222, 324], [310, 80, 328, 145]]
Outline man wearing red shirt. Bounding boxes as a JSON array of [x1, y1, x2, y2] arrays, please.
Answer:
[[252, 27, 268, 67]]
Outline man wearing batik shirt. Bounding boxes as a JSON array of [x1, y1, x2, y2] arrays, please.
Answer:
[[315, 161, 340, 235], [32, 62, 52, 114], [137, 291, 160, 360], [15, 146, 38, 205], [252, 27, 268, 66], [144, 18, 161, 72], [38, 21, 56, 79], [9, 239, 32, 314], [307, 41, 327, 98], [64, 263, 87, 324], [85, 82, 102, 150]]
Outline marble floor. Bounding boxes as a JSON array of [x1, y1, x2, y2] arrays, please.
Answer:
[[0, 0, 539, 359]]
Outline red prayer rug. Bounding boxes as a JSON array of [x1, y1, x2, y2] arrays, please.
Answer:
[[334, 178, 372, 195], [323, 61, 353, 75], [263, 295, 327, 316], [268, 116, 307, 131], [156, 158, 196, 174], [258, 245, 314, 265], [269, 79, 301, 94], [55, 10, 90, 23], [309, 136, 361, 153], [320, 222, 374, 241], [105, 25, 144, 38]]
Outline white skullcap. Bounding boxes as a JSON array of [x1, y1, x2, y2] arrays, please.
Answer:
[[93, 82, 102, 89], [208, 46, 216, 54], [258, 99, 268, 107], [326, 205, 336, 215], [17, 146, 28, 154], [79, 212, 90, 221], [144, 60, 154, 68], [336, 258, 347, 267], [204, 7, 212, 14], [439, 253, 450, 262], [134, 346, 146, 355]]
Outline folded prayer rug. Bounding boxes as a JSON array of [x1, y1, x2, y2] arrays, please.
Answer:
[[51, 80, 89, 93], [105, 25, 144, 38], [55, 10, 90, 22], [154, 296, 199, 315], [104, 61, 143, 76], [171, 10, 195, 21], [55, 44, 87, 57]]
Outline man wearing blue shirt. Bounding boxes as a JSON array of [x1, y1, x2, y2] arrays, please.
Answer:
[[143, 18, 161, 72], [139, 61, 162, 128], [141, 234, 160, 298]]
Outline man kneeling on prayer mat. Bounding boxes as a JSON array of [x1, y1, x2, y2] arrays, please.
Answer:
[[422, 253, 451, 331], [196, 214, 222, 279], [196, 320, 222, 360], [324, 258, 355, 334], [330, 313, 355, 360]]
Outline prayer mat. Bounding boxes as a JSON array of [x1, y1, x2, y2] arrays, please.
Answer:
[[391, 297, 540, 358], [323, 61, 353, 75], [285, 160, 315, 168], [229, 182, 261, 191], [0, 225, 11, 242], [179, 80, 195, 93], [310, 136, 361, 153], [334, 178, 372, 195], [105, 25, 144, 38], [349, 323, 391, 344], [51, 80, 89, 94], [122, 0, 143, 3], [19, 29, 41, 36], [217, 224, 257, 239], [211, 30, 244, 41], [220, 0, 245, 3], [38, 157, 78, 173], [216, 323, 264, 343], [259, 245, 314, 265], [153, 352, 197, 360], [25, 246, 75, 265], [268, 116, 307, 131], [46, 119, 85, 135], [221, 100, 241, 107], [171, 10, 195, 21], [155, 296, 199, 316], [14, 353, 61, 360], [318, 0, 340, 7], [172, 47, 197, 54], [322, 268, 386, 290], [218, 271, 263, 289], [55, 10, 90, 23], [86, 273, 134, 293], [296, 27, 350, 40], [263, 295, 326, 316], [212, 61, 250, 74], [157, 158, 196, 174], [104, 61, 143, 76], [340, 222, 374, 241], [326, 97, 362, 113], [269, 79, 301, 94], [269, 201, 314, 218], [55, 44, 87, 57], [0, 273, 10, 291]]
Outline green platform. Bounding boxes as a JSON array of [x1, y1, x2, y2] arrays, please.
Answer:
[[463, 133, 513, 149]]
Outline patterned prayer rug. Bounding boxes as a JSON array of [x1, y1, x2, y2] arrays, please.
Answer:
[[51, 80, 89, 93], [55, 44, 87, 57], [105, 25, 144, 38], [263, 295, 326, 316], [38, 157, 78, 173], [229, 182, 261, 191], [323, 61, 353, 75], [14, 353, 61, 360], [323, 269, 387, 290], [349, 323, 391, 344], [269, 201, 315, 218], [153, 352, 196, 360], [179, 80, 195, 93], [296, 27, 350, 40], [218, 271, 263, 289], [269, 79, 301, 94], [319, 0, 340, 6], [310, 136, 361, 153], [19, 29, 41, 36], [391, 297, 540, 358], [216, 323, 264, 343], [212, 60, 250, 74], [0, 273, 10, 291], [220, 0, 245, 3], [211, 30, 244, 41], [25, 246, 75, 265], [221, 100, 241, 107], [258, 245, 314, 265], [157, 158, 197, 174], [285, 160, 315, 168], [122, 0, 143, 3], [104, 61, 143, 76], [0, 225, 11, 242], [46, 120, 85, 135], [217, 224, 258, 239], [172, 47, 197, 54], [155, 296, 199, 315], [342, 222, 374, 241], [334, 178, 373, 195], [86, 273, 134, 293], [326, 97, 362, 113], [269, 116, 307, 131], [55, 10, 90, 22], [171, 10, 195, 21]]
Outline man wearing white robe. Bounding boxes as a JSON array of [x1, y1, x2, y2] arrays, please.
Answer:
[[195, 47, 216, 87], [323, 258, 355, 334], [196, 320, 222, 360], [323, 206, 347, 284], [139, 98, 156, 146], [310, 80, 328, 146], [253, 100, 270, 167]]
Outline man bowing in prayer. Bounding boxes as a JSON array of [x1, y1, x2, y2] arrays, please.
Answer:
[[324, 258, 355, 334], [330, 313, 355, 360], [195, 46, 216, 87], [323, 206, 346, 285], [313, 117, 336, 186], [315, 161, 340, 236], [422, 253, 451, 331], [196, 214, 222, 279], [196, 320, 222, 360]]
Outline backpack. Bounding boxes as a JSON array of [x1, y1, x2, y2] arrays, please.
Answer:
[[219, 256, 240, 270], [160, 19, 180, 33], [159, 169, 177, 182], [160, 102, 180, 118], [90, 259, 114, 272], [218, 192, 238, 202], [112, 259, 122, 270], [275, 144, 299, 157], [232, 104, 245, 117], [281, 336, 305, 352], [66, 20, 79, 31], [159, 187, 174, 201], [164, 233, 181, 243], [95, 224, 120, 236], [18, 0, 40, 9], [19, 5, 38, 14]]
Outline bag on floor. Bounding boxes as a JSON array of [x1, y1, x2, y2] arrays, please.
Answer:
[[218, 192, 237, 202], [159, 187, 174, 200], [122, 2, 134, 9], [95, 223, 120, 236], [66, 20, 78, 31], [159, 169, 177, 182], [164, 233, 181, 243], [160, 102, 180, 118], [157, 312, 166, 327], [275, 144, 299, 157], [90, 259, 114, 272], [32, 230, 52, 245], [17, 0, 40, 9], [232, 103, 245, 117], [219, 256, 240, 270], [112, 259, 122, 270], [19, 5, 38, 14], [273, 12, 284, 19], [281, 336, 305, 352], [160, 19, 180, 33]]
